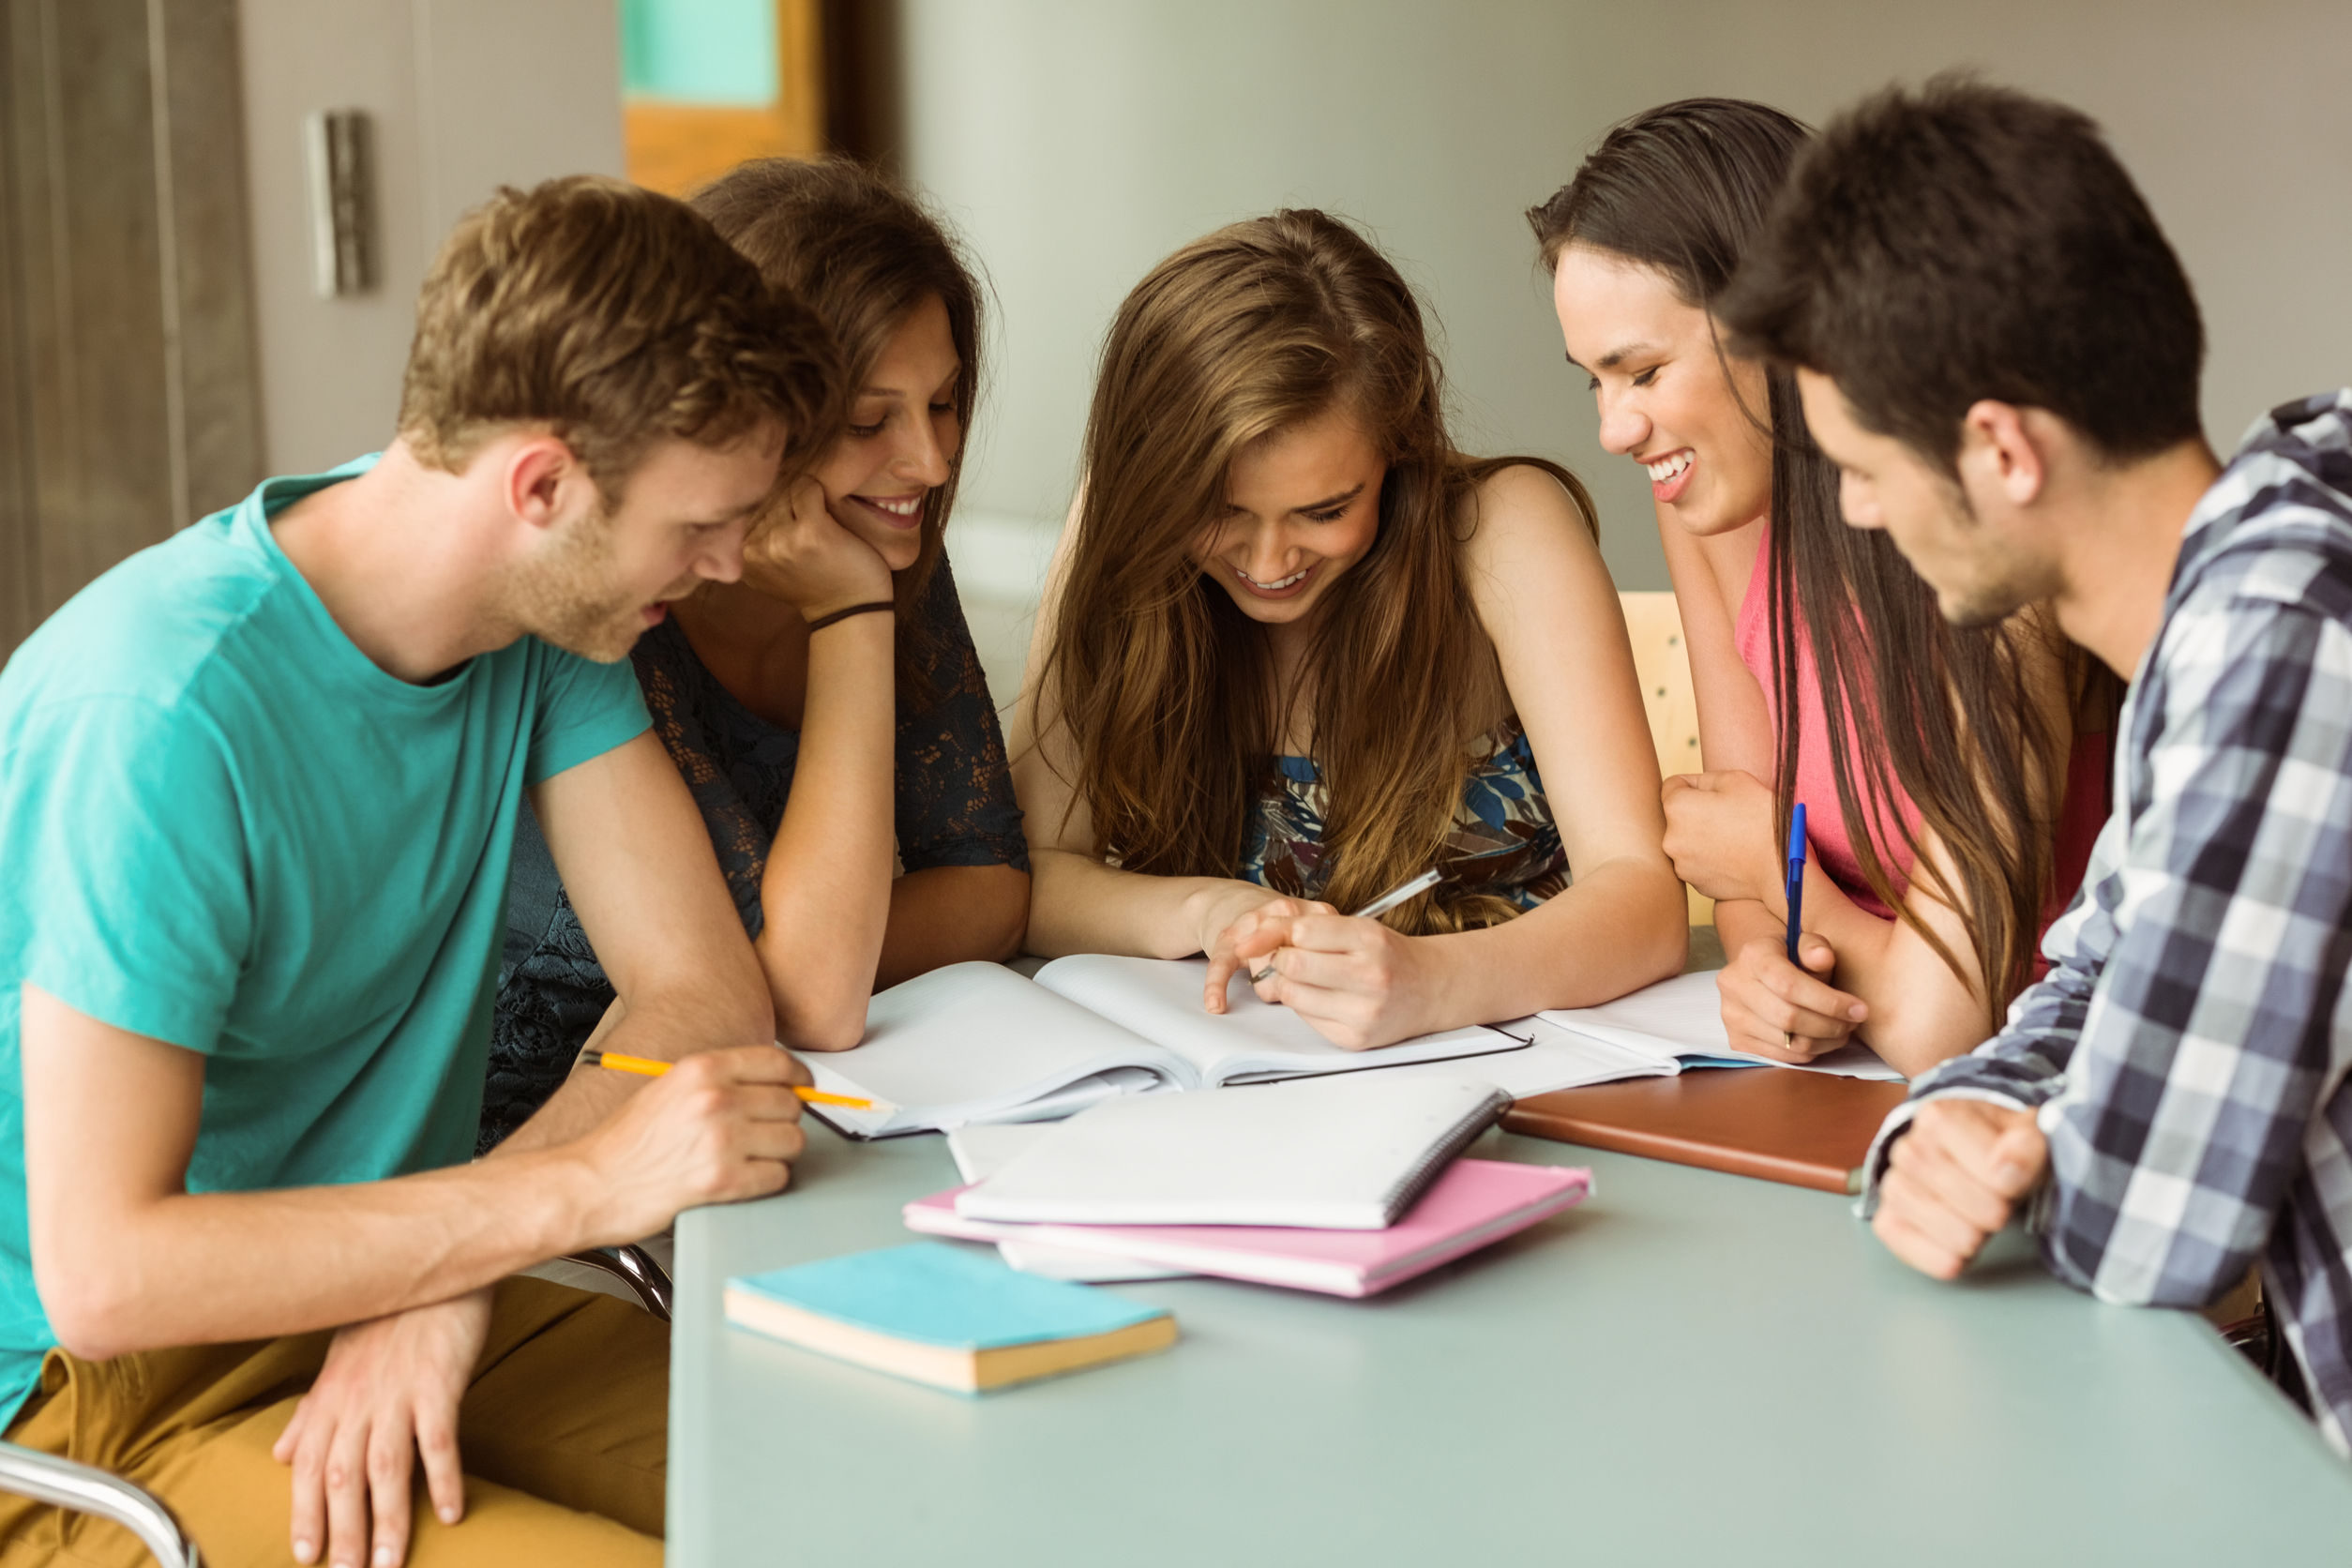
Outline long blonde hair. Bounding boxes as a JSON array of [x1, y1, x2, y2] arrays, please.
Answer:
[[1043, 210, 1596, 934]]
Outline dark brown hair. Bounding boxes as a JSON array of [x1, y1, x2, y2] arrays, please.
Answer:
[[689, 157, 983, 700], [400, 173, 837, 501], [1533, 98, 2115, 1018], [1043, 209, 1595, 935], [1528, 98, 1809, 288], [1715, 76, 2206, 475]]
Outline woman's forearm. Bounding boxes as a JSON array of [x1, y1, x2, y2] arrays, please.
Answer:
[[1764, 863, 1988, 1075], [1807, 879, 1991, 1075], [874, 865, 1030, 988], [1419, 854, 1687, 1028], [1026, 848, 1262, 960], [757, 615, 898, 1050], [1711, 896, 1783, 957]]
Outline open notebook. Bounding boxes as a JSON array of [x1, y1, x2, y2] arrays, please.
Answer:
[[1332, 969, 1902, 1103], [1537, 971, 1902, 1082], [805, 957, 1531, 1138]]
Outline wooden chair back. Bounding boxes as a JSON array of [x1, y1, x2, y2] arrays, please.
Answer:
[[1618, 591, 1711, 925]]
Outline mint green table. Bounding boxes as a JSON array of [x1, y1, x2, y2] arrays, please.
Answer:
[[667, 1123, 2352, 1564]]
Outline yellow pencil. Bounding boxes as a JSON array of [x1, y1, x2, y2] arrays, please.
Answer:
[[580, 1048, 875, 1109]]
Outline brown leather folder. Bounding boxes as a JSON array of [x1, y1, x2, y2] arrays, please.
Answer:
[[1502, 1069, 1909, 1195]]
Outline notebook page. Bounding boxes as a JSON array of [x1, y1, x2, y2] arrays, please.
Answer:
[[1356, 1015, 1673, 1097], [1030, 954, 1524, 1086], [1537, 970, 1902, 1081], [810, 961, 1198, 1137]]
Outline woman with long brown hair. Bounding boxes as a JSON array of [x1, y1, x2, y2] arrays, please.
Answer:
[[1531, 98, 2116, 1076], [483, 158, 1029, 1147], [1010, 210, 1686, 1050]]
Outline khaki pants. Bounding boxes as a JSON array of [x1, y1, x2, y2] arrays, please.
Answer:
[[0, 1277, 666, 1566]]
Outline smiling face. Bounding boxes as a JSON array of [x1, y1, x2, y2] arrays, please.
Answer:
[[1550, 245, 1772, 538], [808, 293, 961, 574], [1189, 403, 1386, 633], [512, 424, 782, 661]]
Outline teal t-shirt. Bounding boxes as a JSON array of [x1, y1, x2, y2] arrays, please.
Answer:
[[0, 458, 649, 1423]]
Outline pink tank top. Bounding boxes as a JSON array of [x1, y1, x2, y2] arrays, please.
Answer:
[[1731, 525, 2113, 971], [1731, 525, 1916, 921]]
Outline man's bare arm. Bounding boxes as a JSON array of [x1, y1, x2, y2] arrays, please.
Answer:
[[21, 984, 803, 1361], [495, 731, 776, 1155]]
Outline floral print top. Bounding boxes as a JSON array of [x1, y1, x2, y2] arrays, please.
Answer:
[[1239, 721, 1567, 911]]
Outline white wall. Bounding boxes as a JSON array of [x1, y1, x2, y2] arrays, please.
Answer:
[[238, 0, 625, 474], [896, 0, 2352, 600]]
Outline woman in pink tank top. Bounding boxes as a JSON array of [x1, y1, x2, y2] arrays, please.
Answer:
[[1532, 99, 2118, 1078]]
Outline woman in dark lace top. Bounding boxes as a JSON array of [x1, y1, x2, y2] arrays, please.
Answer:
[[484, 160, 1029, 1151]]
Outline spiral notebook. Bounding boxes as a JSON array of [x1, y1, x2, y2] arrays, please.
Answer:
[[950, 1074, 1512, 1229]]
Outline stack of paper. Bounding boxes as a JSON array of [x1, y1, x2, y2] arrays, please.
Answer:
[[950, 1074, 1511, 1229], [906, 1160, 1590, 1299], [905, 1077, 1588, 1297]]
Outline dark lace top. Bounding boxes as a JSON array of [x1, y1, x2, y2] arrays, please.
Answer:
[[1240, 720, 1568, 910], [481, 557, 1028, 1151]]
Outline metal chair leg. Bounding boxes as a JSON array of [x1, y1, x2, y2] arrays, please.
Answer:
[[0, 1243, 672, 1568], [558, 1243, 673, 1321], [0, 1440, 198, 1567]]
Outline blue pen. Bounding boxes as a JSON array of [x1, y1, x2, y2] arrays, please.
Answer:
[[1784, 803, 1808, 965]]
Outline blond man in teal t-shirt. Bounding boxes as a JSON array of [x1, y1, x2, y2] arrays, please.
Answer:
[[0, 176, 853, 1567]]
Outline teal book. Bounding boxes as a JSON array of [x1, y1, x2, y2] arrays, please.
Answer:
[[724, 1243, 1178, 1394]]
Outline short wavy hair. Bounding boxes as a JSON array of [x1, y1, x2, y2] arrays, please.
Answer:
[[398, 173, 840, 500]]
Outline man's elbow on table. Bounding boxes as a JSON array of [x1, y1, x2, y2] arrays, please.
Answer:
[[2048, 1221, 2263, 1314]]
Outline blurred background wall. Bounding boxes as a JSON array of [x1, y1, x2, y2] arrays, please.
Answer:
[[7, 0, 2348, 686], [880, 0, 2352, 700], [236, 0, 627, 482]]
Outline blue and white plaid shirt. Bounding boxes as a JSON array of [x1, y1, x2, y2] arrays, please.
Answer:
[[1862, 391, 2352, 1452]]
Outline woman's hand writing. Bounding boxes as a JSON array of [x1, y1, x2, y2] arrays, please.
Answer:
[[1195, 885, 1334, 1014], [1233, 912, 1440, 1052], [1716, 934, 1869, 1063]]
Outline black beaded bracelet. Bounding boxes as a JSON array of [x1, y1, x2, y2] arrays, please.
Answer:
[[805, 600, 896, 632]]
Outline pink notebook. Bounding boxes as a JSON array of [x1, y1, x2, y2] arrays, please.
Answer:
[[902, 1158, 1590, 1299]]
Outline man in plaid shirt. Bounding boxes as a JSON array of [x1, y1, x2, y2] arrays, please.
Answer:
[[1719, 77, 2352, 1449]]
